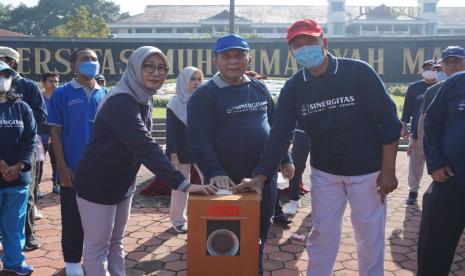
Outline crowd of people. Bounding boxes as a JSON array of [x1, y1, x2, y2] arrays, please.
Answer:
[[0, 17, 464, 276]]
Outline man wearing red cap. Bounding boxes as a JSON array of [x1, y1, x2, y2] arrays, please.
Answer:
[[234, 19, 401, 276]]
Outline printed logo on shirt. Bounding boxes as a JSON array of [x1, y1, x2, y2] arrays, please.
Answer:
[[416, 94, 425, 100], [225, 101, 268, 114], [458, 99, 465, 111], [68, 98, 85, 106], [300, 96, 356, 116], [0, 119, 24, 128]]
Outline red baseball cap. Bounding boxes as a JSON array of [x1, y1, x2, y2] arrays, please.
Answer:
[[286, 19, 324, 43]]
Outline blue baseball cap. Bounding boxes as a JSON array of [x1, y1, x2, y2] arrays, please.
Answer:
[[441, 46, 465, 61], [214, 34, 250, 54], [0, 60, 17, 78]]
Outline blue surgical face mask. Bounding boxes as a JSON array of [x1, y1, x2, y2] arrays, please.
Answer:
[[78, 61, 100, 78], [293, 45, 324, 69], [435, 71, 447, 82]]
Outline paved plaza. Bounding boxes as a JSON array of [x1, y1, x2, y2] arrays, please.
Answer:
[[1, 154, 465, 275]]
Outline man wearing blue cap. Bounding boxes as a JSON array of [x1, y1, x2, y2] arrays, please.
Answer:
[[187, 34, 294, 274], [401, 59, 437, 205], [416, 46, 465, 275]]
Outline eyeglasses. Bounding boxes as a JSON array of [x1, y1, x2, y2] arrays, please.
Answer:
[[142, 64, 169, 75], [190, 77, 202, 82]]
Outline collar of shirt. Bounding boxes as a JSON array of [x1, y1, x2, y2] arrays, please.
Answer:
[[212, 73, 251, 88], [70, 78, 101, 97], [302, 53, 339, 82]]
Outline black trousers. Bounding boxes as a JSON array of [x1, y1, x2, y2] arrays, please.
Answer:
[[417, 180, 465, 276], [60, 186, 84, 263]]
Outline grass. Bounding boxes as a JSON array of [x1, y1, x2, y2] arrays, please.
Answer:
[[390, 94, 405, 116], [152, 107, 167, 118]]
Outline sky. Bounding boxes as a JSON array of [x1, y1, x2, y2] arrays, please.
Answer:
[[1, 0, 464, 15]]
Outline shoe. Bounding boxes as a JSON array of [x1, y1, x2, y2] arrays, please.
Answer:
[[274, 214, 292, 225], [3, 262, 34, 275], [24, 236, 40, 251], [285, 200, 301, 215], [171, 224, 188, 234], [65, 262, 84, 276], [406, 191, 418, 205], [52, 184, 60, 194], [34, 206, 43, 220]]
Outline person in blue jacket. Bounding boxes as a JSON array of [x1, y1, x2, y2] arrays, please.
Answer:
[[0, 46, 47, 251], [48, 48, 107, 276], [0, 61, 36, 275], [234, 19, 401, 276], [418, 71, 465, 276], [166, 66, 205, 234], [401, 60, 436, 205], [73, 46, 216, 276], [187, 34, 294, 274]]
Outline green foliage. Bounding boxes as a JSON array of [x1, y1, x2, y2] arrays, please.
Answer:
[[0, 0, 128, 36], [153, 97, 169, 108], [49, 6, 109, 38], [388, 84, 407, 97]]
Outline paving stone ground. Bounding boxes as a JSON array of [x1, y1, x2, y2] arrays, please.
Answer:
[[1, 154, 465, 275]]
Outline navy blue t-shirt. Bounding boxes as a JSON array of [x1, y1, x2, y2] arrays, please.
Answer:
[[74, 94, 188, 205], [401, 80, 434, 134], [187, 75, 291, 184], [0, 100, 36, 189], [12, 76, 47, 125], [424, 72, 465, 186], [254, 54, 401, 177]]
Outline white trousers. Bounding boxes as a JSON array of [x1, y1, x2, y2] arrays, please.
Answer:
[[408, 136, 425, 192], [307, 167, 386, 276], [170, 163, 203, 227]]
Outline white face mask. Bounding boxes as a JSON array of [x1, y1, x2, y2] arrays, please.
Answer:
[[0, 76, 12, 93], [435, 71, 448, 82], [421, 70, 436, 81]]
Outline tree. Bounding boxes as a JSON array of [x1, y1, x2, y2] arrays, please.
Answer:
[[0, 0, 128, 36], [49, 6, 109, 38]]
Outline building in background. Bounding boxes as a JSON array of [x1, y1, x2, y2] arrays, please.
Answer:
[[0, 28, 29, 37], [109, 0, 465, 38]]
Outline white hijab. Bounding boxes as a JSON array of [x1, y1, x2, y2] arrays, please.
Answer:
[[97, 46, 169, 113], [167, 66, 203, 125]]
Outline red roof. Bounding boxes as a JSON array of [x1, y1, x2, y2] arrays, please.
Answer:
[[0, 28, 29, 37]]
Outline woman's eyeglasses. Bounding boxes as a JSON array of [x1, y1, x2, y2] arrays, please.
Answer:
[[190, 77, 202, 82], [143, 64, 169, 75]]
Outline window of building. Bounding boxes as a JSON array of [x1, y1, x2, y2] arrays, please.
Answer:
[[276, 28, 287, 33], [256, 28, 274, 33], [156, 28, 173, 33], [378, 25, 391, 32], [454, 29, 465, 34], [128, 29, 133, 33], [394, 25, 408, 32], [331, 2, 344, 12], [362, 24, 376, 31], [333, 23, 344, 35], [177, 28, 194, 33], [199, 27, 212, 33], [425, 23, 436, 35], [239, 27, 253, 33], [135, 28, 153, 33], [437, 29, 452, 34], [423, 3, 437, 13]]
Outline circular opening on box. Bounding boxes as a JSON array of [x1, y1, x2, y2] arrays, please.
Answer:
[[206, 229, 239, 256]]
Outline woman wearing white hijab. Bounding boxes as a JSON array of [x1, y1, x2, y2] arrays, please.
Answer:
[[73, 47, 216, 276], [166, 67, 204, 234]]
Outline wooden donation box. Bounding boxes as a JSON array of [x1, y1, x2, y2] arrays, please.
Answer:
[[187, 192, 260, 276]]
